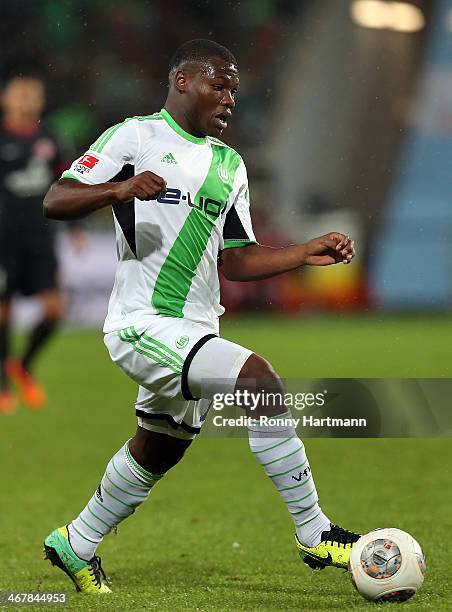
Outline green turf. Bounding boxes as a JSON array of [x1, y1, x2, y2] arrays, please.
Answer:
[[221, 313, 452, 377], [0, 315, 451, 610]]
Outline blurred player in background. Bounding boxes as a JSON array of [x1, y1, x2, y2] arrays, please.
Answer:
[[0, 72, 70, 413], [42, 40, 357, 594]]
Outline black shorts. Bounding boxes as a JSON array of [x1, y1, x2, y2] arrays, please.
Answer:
[[0, 237, 58, 299]]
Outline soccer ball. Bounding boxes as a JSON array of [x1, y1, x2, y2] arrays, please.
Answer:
[[348, 528, 426, 602]]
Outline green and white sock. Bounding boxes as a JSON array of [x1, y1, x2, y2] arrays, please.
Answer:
[[248, 412, 330, 547], [68, 442, 163, 560]]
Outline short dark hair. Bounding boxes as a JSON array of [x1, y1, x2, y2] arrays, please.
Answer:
[[1, 63, 44, 90], [168, 39, 237, 82]]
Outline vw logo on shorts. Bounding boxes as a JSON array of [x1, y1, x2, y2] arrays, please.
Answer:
[[175, 335, 189, 349], [217, 165, 229, 183]]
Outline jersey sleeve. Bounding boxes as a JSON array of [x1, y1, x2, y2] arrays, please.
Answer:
[[61, 118, 139, 184], [222, 158, 258, 250]]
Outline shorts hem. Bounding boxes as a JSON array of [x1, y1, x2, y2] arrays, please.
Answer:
[[136, 410, 200, 440]]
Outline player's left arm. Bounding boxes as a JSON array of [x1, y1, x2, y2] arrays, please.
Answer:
[[220, 158, 355, 281], [220, 233, 355, 281]]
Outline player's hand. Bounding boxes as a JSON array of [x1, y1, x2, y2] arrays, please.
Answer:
[[111, 171, 166, 203], [303, 232, 356, 266]]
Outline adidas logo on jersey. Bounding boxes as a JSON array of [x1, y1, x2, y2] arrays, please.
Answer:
[[161, 152, 177, 164]]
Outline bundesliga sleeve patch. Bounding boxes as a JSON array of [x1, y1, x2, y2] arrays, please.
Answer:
[[74, 153, 100, 174]]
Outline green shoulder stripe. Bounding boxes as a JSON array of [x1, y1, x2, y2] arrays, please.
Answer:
[[90, 117, 134, 153], [135, 113, 162, 122], [207, 136, 231, 148]]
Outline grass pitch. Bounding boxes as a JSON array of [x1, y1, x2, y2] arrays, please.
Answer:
[[1, 314, 451, 610]]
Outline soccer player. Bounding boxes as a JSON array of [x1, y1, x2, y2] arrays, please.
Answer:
[[0, 72, 67, 413], [43, 40, 358, 594]]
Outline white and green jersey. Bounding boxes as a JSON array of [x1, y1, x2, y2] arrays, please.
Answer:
[[63, 109, 257, 333]]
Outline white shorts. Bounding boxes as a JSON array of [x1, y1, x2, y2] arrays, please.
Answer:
[[104, 317, 252, 440]]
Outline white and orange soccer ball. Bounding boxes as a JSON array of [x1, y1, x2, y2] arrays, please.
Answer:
[[348, 528, 426, 603]]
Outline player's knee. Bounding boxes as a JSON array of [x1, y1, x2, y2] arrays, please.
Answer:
[[41, 294, 65, 322], [237, 353, 282, 391], [129, 427, 192, 474], [236, 354, 284, 417], [43, 310, 63, 323]]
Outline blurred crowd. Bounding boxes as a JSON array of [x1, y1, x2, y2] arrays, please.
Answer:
[[1, 0, 299, 151]]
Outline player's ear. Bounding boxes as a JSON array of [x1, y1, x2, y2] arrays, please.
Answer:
[[173, 70, 188, 94]]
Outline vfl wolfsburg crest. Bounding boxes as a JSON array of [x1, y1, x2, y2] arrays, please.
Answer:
[[175, 335, 189, 349], [217, 165, 229, 183]]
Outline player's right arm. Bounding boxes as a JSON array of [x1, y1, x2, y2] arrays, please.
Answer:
[[44, 172, 166, 220], [43, 118, 166, 220]]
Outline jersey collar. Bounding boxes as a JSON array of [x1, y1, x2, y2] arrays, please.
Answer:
[[160, 108, 207, 145]]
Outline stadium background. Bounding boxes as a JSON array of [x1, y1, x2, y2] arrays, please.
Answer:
[[1, 1, 451, 610]]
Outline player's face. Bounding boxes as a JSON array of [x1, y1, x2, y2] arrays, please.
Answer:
[[1, 78, 45, 119], [187, 58, 239, 137]]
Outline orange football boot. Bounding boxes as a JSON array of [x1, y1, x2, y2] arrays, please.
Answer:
[[0, 390, 17, 415], [5, 359, 46, 409]]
